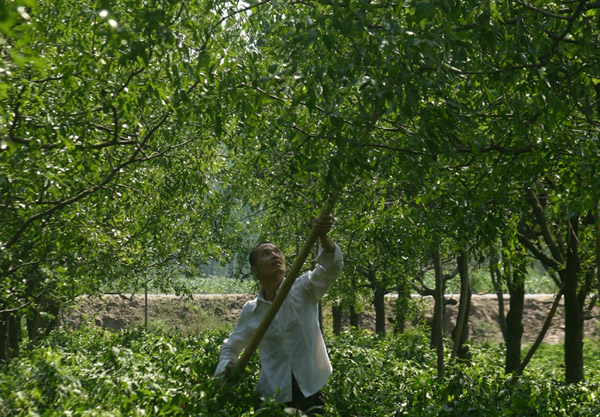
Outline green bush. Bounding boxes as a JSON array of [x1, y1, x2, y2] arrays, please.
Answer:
[[325, 333, 600, 416], [0, 325, 273, 416], [1, 326, 600, 416]]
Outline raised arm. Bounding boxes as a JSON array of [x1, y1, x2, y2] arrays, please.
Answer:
[[313, 214, 336, 253]]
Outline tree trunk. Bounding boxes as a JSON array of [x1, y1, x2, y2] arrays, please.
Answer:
[[594, 202, 600, 312], [514, 285, 564, 380], [0, 312, 21, 362], [0, 313, 8, 362], [373, 289, 386, 336], [28, 291, 61, 344], [332, 304, 342, 335], [452, 297, 470, 360], [394, 283, 409, 334], [489, 247, 507, 340], [520, 188, 587, 383], [432, 248, 445, 377], [505, 282, 524, 373], [490, 239, 526, 373], [26, 310, 41, 344], [365, 264, 385, 335], [504, 244, 526, 374], [349, 304, 359, 329], [563, 215, 584, 383], [452, 250, 471, 361]]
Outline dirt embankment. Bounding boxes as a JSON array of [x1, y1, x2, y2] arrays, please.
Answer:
[[65, 294, 600, 344]]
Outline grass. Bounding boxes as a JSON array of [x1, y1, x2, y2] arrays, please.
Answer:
[[101, 275, 258, 296], [188, 276, 258, 294], [106, 261, 559, 296], [422, 264, 559, 295]]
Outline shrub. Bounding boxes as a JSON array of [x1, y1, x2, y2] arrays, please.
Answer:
[[1, 326, 600, 416]]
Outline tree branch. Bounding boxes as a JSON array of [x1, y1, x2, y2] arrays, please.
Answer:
[[541, 0, 588, 64], [443, 267, 460, 282], [201, 0, 274, 51], [359, 143, 426, 156], [3, 108, 172, 251], [515, 0, 571, 20], [455, 143, 534, 155], [517, 231, 563, 272], [6, 257, 60, 276], [512, 282, 565, 380], [0, 277, 56, 314], [525, 187, 565, 265]]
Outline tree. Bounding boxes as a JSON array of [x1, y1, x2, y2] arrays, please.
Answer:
[[3, 0, 599, 387], [222, 0, 600, 383], [489, 234, 530, 374], [518, 184, 598, 383], [0, 0, 251, 359]]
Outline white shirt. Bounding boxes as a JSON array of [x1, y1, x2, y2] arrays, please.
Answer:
[[213, 243, 343, 403]]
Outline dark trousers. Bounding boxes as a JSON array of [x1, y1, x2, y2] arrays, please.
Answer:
[[285, 374, 326, 416]]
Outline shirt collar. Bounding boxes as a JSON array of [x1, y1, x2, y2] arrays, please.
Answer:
[[251, 287, 271, 312]]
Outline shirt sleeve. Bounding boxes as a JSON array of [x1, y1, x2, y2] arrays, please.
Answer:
[[213, 301, 255, 378], [303, 242, 343, 302]]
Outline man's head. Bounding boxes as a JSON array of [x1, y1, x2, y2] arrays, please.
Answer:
[[249, 242, 286, 282]]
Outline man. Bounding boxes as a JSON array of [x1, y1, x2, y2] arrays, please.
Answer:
[[213, 214, 343, 415]]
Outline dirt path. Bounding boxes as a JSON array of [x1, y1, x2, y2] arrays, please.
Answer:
[[66, 294, 600, 344]]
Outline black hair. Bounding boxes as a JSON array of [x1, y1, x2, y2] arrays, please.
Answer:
[[249, 241, 272, 267]]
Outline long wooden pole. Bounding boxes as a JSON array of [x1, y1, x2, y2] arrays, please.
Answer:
[[234, 191, 340, 373]]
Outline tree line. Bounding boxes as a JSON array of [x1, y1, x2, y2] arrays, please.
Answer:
[[1, 0, 599, 385]]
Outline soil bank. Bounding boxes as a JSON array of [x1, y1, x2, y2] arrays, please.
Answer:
[[65, 294, 600, 345]]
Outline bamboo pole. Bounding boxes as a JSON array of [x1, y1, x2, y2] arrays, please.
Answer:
[[234, 191, 340, 373]]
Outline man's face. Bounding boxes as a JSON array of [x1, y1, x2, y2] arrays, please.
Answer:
[[251, 243, 286, 281]]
